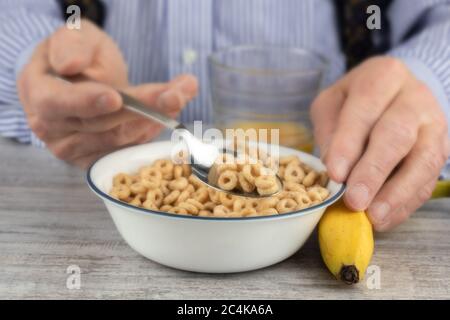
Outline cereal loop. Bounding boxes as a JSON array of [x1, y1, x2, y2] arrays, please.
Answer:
[[276, 198, 297, 213], [284, 163, 305, 183], [193, 188, 209, 203], [130, 182, 147, 195], [302, 170, 318, 187], [178, 201, 199, 215], [113, 173, 132, 187], [163, 190, 181, 205], [140, 167, 162, 181], [238, 172, 255, 193], [146, 189, 163, 207], [219, 193, 235, 208], [213, 205, 231, 217], [169, 177, 188, 191], [217, 170, 238, 191]]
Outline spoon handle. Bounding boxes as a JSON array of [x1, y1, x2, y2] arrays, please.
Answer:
[[56, 75, 183, 131], [118, 90, 182, 130]]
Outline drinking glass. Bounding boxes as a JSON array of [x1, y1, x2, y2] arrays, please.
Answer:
[[209, 46, 328, 153]]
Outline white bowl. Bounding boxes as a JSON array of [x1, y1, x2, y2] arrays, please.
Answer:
[[87, 141, 345, 273]]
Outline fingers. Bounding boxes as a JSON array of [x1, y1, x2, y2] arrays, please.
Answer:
[[155, 74, 199, 112], [126, 74, 198, 115], [367, 124, 448, 231], [24, 73, 195, 145], [76, 109, 142, 133], [29, 77, 122, 119], [168, 74, 199, 100], [71, 151, 110, 169], [20, 41, 122, 120], [71, 130, 158, 169], [310, 84, 346, 159], [71, 78, 192, 133], [47, 118, 163, 162], [48, 20, 100, 75], [323, 62, 406, 183], [344, 90, 419, 210], [377, 178, 438, 232], [29, 109, 139, 140]]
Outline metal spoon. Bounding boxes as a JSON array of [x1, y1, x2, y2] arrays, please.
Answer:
[[60, 76, 283, 198]]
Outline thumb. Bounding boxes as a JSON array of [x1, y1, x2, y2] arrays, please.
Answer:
[[125, 75, 198, 115], [124, 83, 170, 108], [48, 20, 100, 75]]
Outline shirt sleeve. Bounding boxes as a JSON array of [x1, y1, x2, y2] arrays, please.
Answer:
[[387, 0, 450, 179], [0, 1, 64, 146]]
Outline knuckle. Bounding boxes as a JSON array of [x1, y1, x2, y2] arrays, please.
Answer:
[[51, 27, 83, 48], [433, 114, 448, 134], [417, 147, 445, 173], [52, 136, 80, 161], [389, 121, 416, 146], [88, 69, 109, 84], [396, 205, 411, 222], [351, 79, 375, 100], [366, 160, 390, 179], [413, 82, 432, 98], [50, 143, 71, 160], [29, 118, 49, 141], [79, 117, 95, 131], [375, 119, 416, 149], [392, 184, 412, 204], [383, 57, 407, 76], [108, 125, 128, 147], [311, 88, 334, 117], [418, 183, 435, 203], [33, 90, 54, 116], [349, 106, 376, 129], [328, 138, 356, 159]]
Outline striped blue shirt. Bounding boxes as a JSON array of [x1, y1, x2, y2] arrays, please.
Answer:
[[1, 0, 450, 177]]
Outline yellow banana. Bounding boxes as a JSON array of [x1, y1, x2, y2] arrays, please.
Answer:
[[432, 180, 450, 198], [318, 200, 374, 284]]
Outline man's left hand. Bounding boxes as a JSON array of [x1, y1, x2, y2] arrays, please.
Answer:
[[311, 56, 450, 231]]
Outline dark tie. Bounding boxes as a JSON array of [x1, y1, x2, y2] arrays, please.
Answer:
[[57, 0, 106, 27], [335, 0, 392, 69]]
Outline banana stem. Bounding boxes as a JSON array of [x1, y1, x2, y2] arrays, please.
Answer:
[[339, 265, 359, 285]]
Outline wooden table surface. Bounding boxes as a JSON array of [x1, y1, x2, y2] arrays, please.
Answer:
[[1, 137, 449, 300]]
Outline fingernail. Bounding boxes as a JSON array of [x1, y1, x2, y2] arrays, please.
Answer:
[[159, 91, 182, 111], [175, 79, 197, 99], [369, 201, 391, 225], [346, 183, 370, 210], [331, 157, 349, 181]]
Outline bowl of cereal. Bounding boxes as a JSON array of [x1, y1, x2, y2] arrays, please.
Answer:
[[87, 140, 345, 273]]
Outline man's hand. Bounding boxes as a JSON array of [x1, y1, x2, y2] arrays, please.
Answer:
[[18, 20, 198, 168], [311, 56, 450, 231]]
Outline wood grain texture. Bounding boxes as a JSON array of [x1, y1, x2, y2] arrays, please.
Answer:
[[0, 137, 449, 300]]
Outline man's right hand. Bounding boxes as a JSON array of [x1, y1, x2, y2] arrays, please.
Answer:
[[17, 20, 198, 168]]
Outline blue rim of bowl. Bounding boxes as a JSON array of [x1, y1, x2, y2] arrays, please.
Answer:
[[86, 159, 346, 221]]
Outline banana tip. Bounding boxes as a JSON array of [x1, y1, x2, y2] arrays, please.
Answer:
[[339, 265, 359, 285]]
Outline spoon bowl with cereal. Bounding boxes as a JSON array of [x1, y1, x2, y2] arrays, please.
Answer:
[[118, 91, 284, 197]]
